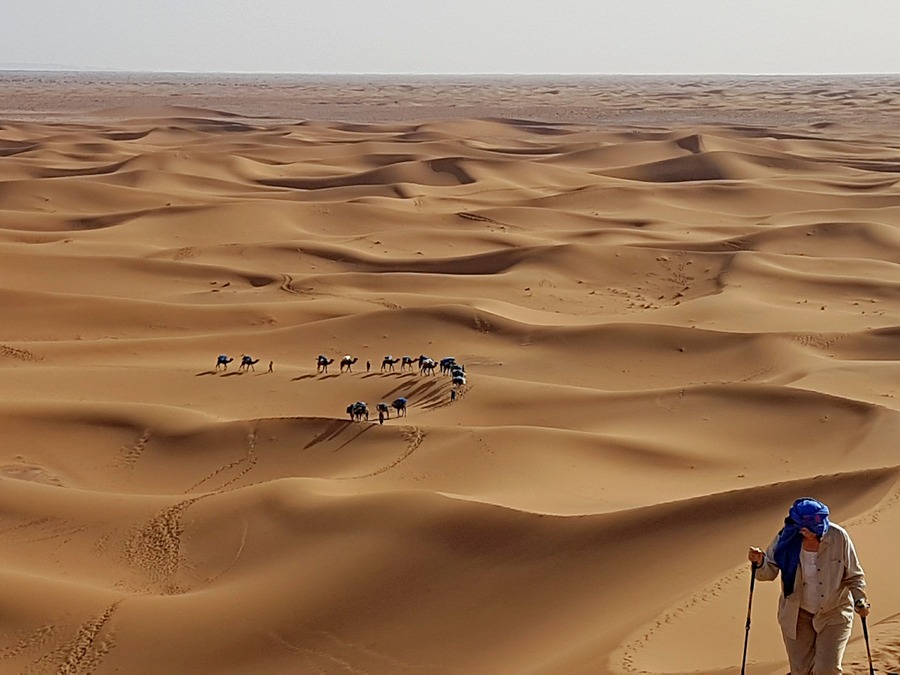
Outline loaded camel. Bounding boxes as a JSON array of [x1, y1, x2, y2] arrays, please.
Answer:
[[317, 355, 335, 373], [340, 355, 358, 373], [239, 355, 260, 371], [381, 355, 401, 372], [346, 401, 369, 422], [216, 355, 233, 370], [391, 397, 408, 417]]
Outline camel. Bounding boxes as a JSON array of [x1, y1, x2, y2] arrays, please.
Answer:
[[391, 397, 408, 417], [420, 358, 437, 376], [400, 356, 416, 372], [416, 354, 432, 370], [216, 355, 233, 370], [239, 355, 260, 371], [451, 374, 466, 387], [317, 355, 335, 373], [449, 364, 465, 379], [381, 355, 400, 372], [439, 357, 457, 375], [346, 401, 368, 422], [340, 355, 358, 373]]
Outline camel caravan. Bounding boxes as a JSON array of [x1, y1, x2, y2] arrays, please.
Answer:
[[212, 351, 468, 423], [215, 354, 269, 372]]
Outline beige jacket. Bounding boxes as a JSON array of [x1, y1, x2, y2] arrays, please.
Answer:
[[755, 522, 867, 640]]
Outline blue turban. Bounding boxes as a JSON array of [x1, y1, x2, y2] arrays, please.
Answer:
[[772, 498, 830, 596]]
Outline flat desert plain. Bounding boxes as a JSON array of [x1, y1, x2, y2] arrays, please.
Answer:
[[0, 73, 899, 674]]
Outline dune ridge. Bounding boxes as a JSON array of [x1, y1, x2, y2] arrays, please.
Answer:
[[1, 76, 899, 673]]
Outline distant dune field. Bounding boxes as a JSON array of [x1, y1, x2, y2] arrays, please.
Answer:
[[0, 75, 898, 674]]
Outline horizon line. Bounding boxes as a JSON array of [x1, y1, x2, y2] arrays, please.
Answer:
[[2, 67, 899, 77]]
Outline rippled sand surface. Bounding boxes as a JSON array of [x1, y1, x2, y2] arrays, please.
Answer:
[[0, 74, 898, 673]]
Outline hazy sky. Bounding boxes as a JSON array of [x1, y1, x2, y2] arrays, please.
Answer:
[[5, 0, 900, 74]]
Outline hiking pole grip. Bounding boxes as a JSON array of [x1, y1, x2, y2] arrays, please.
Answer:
[[741, 561, 758, 675]]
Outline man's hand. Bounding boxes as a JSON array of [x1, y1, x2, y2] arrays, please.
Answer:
[[855, 599, 870, 618], [747, 547, 764, 565]]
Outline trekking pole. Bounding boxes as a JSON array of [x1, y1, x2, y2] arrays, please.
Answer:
[[741, 561, 758, 675], [858, 600, 874, 675]]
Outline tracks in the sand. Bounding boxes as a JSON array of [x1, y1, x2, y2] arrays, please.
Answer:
[[20, 601, 121, 674], [339, 425, 426, 480]]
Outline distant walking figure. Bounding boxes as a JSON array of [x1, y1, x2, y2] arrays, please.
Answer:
[[216, 355, 233, 370], [450, 389, 457, 402], [376, 402, 390, 423], [366, 360, 371, 373], [268, 360, 274, 373]]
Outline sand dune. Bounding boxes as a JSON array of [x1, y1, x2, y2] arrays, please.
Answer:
[[0, 75, 899, 673]]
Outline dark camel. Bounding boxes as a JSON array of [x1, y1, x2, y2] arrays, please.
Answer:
[[216, 355, 233, 370], [340, 356, 358, 373], [391, 397, 408, 416], [381, 356, 400, 372], [317, 355, 335, 373], [239, 355, 260, 371], [346, 401, 369, 421]]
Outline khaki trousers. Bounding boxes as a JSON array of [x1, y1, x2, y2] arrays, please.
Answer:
[[784, 608, 852, 674]]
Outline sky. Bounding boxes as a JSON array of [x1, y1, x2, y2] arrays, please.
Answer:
[[4, 0, 900, 75]]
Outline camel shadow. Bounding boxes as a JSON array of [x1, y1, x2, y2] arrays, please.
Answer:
[[319, 373, 340, 380], [196, 371, 218, 377], [303, 419, 348, 449], [421, 384, 465, 410], [332, 423, 374, 452], [302, 419, 374, 451], [221, 372, 244, 377], [292, 374, 316, 381], [382, 379, 441, 400]]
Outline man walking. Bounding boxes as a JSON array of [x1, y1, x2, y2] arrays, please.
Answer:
[[748, 497, 869, 673]]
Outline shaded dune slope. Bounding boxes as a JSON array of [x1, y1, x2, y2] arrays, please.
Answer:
[[1, 113, 899, 673]]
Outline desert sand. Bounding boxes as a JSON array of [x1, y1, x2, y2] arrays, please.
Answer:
[[0, 73, 899, 674]]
